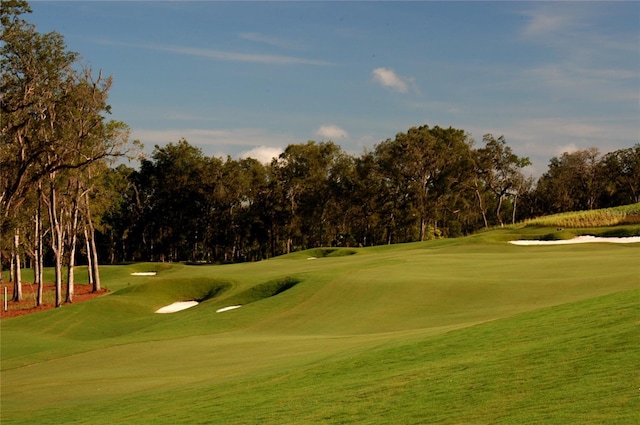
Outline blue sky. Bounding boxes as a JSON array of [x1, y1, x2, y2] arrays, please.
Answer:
[[29, 1, 639, 176]]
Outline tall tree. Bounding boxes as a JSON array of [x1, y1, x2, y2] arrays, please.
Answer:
[[270, 141, 348, 252], [535, 148, 602, 214], [1, 0, 77, 301], [374, 125, 473, 241], [599, 144, 640, 206], [2, 1, 130, 305], [477, 134, 531, 226]]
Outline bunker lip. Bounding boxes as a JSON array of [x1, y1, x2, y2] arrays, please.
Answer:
[[131, 272, 157, 276], [510, 235, 640, 245], [155, 301, 198, 313], [216, 305, 242, 313]]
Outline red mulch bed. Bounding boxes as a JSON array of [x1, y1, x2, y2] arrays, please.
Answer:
[[0, 282, 109, 319]]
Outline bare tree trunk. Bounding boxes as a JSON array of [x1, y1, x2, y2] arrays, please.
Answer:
[[474, 178, 489, 228], [83, 194, 101, 292], [33, 208, 41, 287], [65, 242, 76, 303], [53, 245, 63, 307], [89, 224, 100, 292], [496, 194, 505, 227], [12, 229, 22, 302], [33, 182, 45, 305], [65, 191, 80, 303], [84, 227, 94, 288], [48, 181, 65, 308]]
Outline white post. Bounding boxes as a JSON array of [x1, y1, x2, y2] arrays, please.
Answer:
[[4, 286, 7, 312]]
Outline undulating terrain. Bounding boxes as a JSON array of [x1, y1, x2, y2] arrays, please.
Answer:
[[1, 225, 639, 424]]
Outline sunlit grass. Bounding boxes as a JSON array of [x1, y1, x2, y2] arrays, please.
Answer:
[[1, 224, 639, 424]]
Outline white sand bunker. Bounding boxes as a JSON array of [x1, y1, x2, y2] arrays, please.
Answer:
[[216, 305, 242, 313], [510, 235, 640, 246], [155, 301, 199, 313], [131, 271, 157, 276]]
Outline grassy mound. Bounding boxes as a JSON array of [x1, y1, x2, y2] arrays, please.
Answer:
[[113, 277, 232, 306], [218, 276, 302, 306], [305, 248, 358, 258]]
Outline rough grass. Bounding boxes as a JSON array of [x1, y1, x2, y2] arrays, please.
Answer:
[[524, 202, 640, 228], [1, 228, 639, 424]]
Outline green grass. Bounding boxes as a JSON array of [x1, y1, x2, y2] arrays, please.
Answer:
[[1, 226, 639, 424]]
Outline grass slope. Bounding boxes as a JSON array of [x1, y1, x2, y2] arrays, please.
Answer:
[[524, 202, 640, 229], [1, 228, 639, 424]]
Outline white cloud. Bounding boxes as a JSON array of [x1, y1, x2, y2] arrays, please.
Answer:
[[99, 39, 333, 66], [316, 124, 348, 140], [471, 116, 639, 177], [522, 9, 571, 37], [556, 143, 579, 156], [239, 32, 302, 50], [519, 3, 594, 39], [131, 127, 297, 161], [371, 67, 412, 93], [239, 146, 283, 164], [526, 64, 638, 103]]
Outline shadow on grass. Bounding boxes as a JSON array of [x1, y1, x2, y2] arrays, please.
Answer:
[[222, 277, 303, 306]]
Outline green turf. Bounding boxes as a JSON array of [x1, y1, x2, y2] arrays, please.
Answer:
[[1, 227, 639, 424]]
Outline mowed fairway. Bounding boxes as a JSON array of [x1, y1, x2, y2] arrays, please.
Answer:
[[2, 229, 639, 424]]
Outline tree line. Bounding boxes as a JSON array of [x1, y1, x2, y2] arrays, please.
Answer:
[[97, 136, 638, 266], [2, 1, 639, 307]]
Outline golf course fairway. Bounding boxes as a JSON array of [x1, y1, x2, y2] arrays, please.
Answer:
[[1, 228, 638, 424]]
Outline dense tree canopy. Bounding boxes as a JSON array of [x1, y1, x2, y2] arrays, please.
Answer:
[[97, 134, 638, 264]]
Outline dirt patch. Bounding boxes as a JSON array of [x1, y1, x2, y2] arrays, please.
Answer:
[[0, 283, 108, 319]]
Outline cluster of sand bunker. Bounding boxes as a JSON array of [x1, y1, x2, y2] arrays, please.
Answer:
[[155, 302, 243, 314], [154, 277, 301, 314]]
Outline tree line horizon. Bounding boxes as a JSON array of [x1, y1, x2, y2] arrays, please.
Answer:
[[103, 135, 637, 265], [2, 0, 639, 307]]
